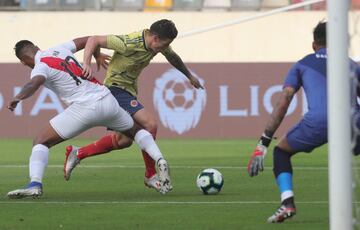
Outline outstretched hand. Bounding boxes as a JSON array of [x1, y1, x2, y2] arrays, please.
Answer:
[[247, 145, 267, 177], [189, 75, 204, 89]]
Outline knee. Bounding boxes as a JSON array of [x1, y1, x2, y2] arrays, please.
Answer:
[[113, 133, 133, 149], [122, 139, 133, 148], [143, 120, 157, 137], [32, 137, 51, 148]]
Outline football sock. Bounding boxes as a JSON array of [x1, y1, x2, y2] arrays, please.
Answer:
[[273, 146, 294, 204], [142, 151, 156, 178], [282, 196, 295, 207], [29, 144, 49, 183], [27, 181, 42, 188], [77, 134, 118, 160], [141, 128, 157, 178], [134, 129, 164, 164]]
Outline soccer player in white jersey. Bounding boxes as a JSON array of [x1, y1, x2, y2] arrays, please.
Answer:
[[6, 38, 172, 198]]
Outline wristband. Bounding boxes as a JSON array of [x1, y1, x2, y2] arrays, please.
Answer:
[[258, 133, 272, 147]]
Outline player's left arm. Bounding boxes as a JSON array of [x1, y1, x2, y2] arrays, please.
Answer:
[[163, 49, 204, 89], [8, 75, 46, 111]]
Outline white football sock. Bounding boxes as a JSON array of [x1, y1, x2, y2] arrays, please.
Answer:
[[134, 129, 164, 162], [29, 144, 49, 183], [281, 190, 294, 202]]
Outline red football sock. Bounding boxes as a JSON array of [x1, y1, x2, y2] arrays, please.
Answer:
[[142, 151, 156, 178], [143, 128, 157, 178], [77, 134, 118, 160]]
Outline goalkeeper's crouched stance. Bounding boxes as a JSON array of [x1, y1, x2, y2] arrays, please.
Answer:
[[246, 21, 360, 223]]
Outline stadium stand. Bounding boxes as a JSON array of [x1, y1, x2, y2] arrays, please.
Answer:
[[172, 0, 203, 11], [292, 0, 323, 10], [59, 0, 84, 11], [0, 0, 19, 10], [23, 0, 57, 11], [261, 0, 289, 9], [114, 0, 144, 11], [231, 0, 262, 11], [0, 0, 18, 6], [8, 0, 360, 11], [143, 0, 172, 11], [202, 0, 231, 11]]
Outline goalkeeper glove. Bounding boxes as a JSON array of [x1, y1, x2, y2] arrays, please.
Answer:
[[247, 134, 272, 177]]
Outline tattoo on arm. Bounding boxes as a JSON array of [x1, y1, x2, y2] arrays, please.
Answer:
[[165, 52, 191, 78], [264, 87, 295, 136]]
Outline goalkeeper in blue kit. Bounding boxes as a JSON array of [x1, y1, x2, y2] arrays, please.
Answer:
[[247, 21, 360, 223]]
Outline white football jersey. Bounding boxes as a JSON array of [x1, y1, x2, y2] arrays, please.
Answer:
[[31, 41, 109, 105]]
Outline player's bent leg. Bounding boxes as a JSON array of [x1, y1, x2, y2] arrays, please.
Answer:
[[8, 123, 64, 199], [64, 133, 134, 180], [133, 109, 158, 179], [127, 129, 172, 194], [110, 89, 160, 190], [267, 137, 297, 223], [64, 94, 135, 180], [75, 133, 128, 160]]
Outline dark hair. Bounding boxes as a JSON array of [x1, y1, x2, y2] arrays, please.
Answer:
[[313, 21, 326, 47], [14, 40, 35, 58], [150, 19, 178, 40]]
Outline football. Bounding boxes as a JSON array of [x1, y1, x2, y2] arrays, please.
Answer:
[[196, 168, 224, 195]]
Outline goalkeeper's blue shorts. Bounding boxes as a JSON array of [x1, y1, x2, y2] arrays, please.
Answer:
[[286, 119, 327, 153]]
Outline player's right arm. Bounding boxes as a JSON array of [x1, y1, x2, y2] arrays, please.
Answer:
[[8, 75, 45, 111], [82, 35, 125, 78], [247, 63, 300, 177], [247, 87, 295, 177], [264, 87, 296, 137]]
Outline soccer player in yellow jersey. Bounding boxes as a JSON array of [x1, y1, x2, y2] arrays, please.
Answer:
[[64, 19, 203, 193]]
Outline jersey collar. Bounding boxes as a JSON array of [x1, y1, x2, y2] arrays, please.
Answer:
[[142, 29, 149, 51], [316, 47, 327, 54], [34, 50, 42, 64]]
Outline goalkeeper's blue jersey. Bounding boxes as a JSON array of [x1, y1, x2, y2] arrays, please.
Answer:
[[283, 48, 360, 129], [283, 48, 328, 129]]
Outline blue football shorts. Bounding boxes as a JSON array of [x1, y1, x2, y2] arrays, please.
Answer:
[[286, 119, 327, 153], [108, 86, 144, 116]]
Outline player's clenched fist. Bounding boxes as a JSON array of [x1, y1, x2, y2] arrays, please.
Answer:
[[7, 98, 20, 111]]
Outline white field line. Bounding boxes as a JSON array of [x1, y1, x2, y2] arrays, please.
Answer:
[[0, 201, 355, 205], [0, 165, 345, 170]]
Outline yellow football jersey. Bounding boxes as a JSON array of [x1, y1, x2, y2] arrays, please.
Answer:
[[104, 29, 173, 96]]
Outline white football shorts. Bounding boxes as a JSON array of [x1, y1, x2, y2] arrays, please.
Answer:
[[50, 93, 134, 139]]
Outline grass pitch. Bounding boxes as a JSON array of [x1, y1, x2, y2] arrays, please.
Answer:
[[0, 138, 356, 230]]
